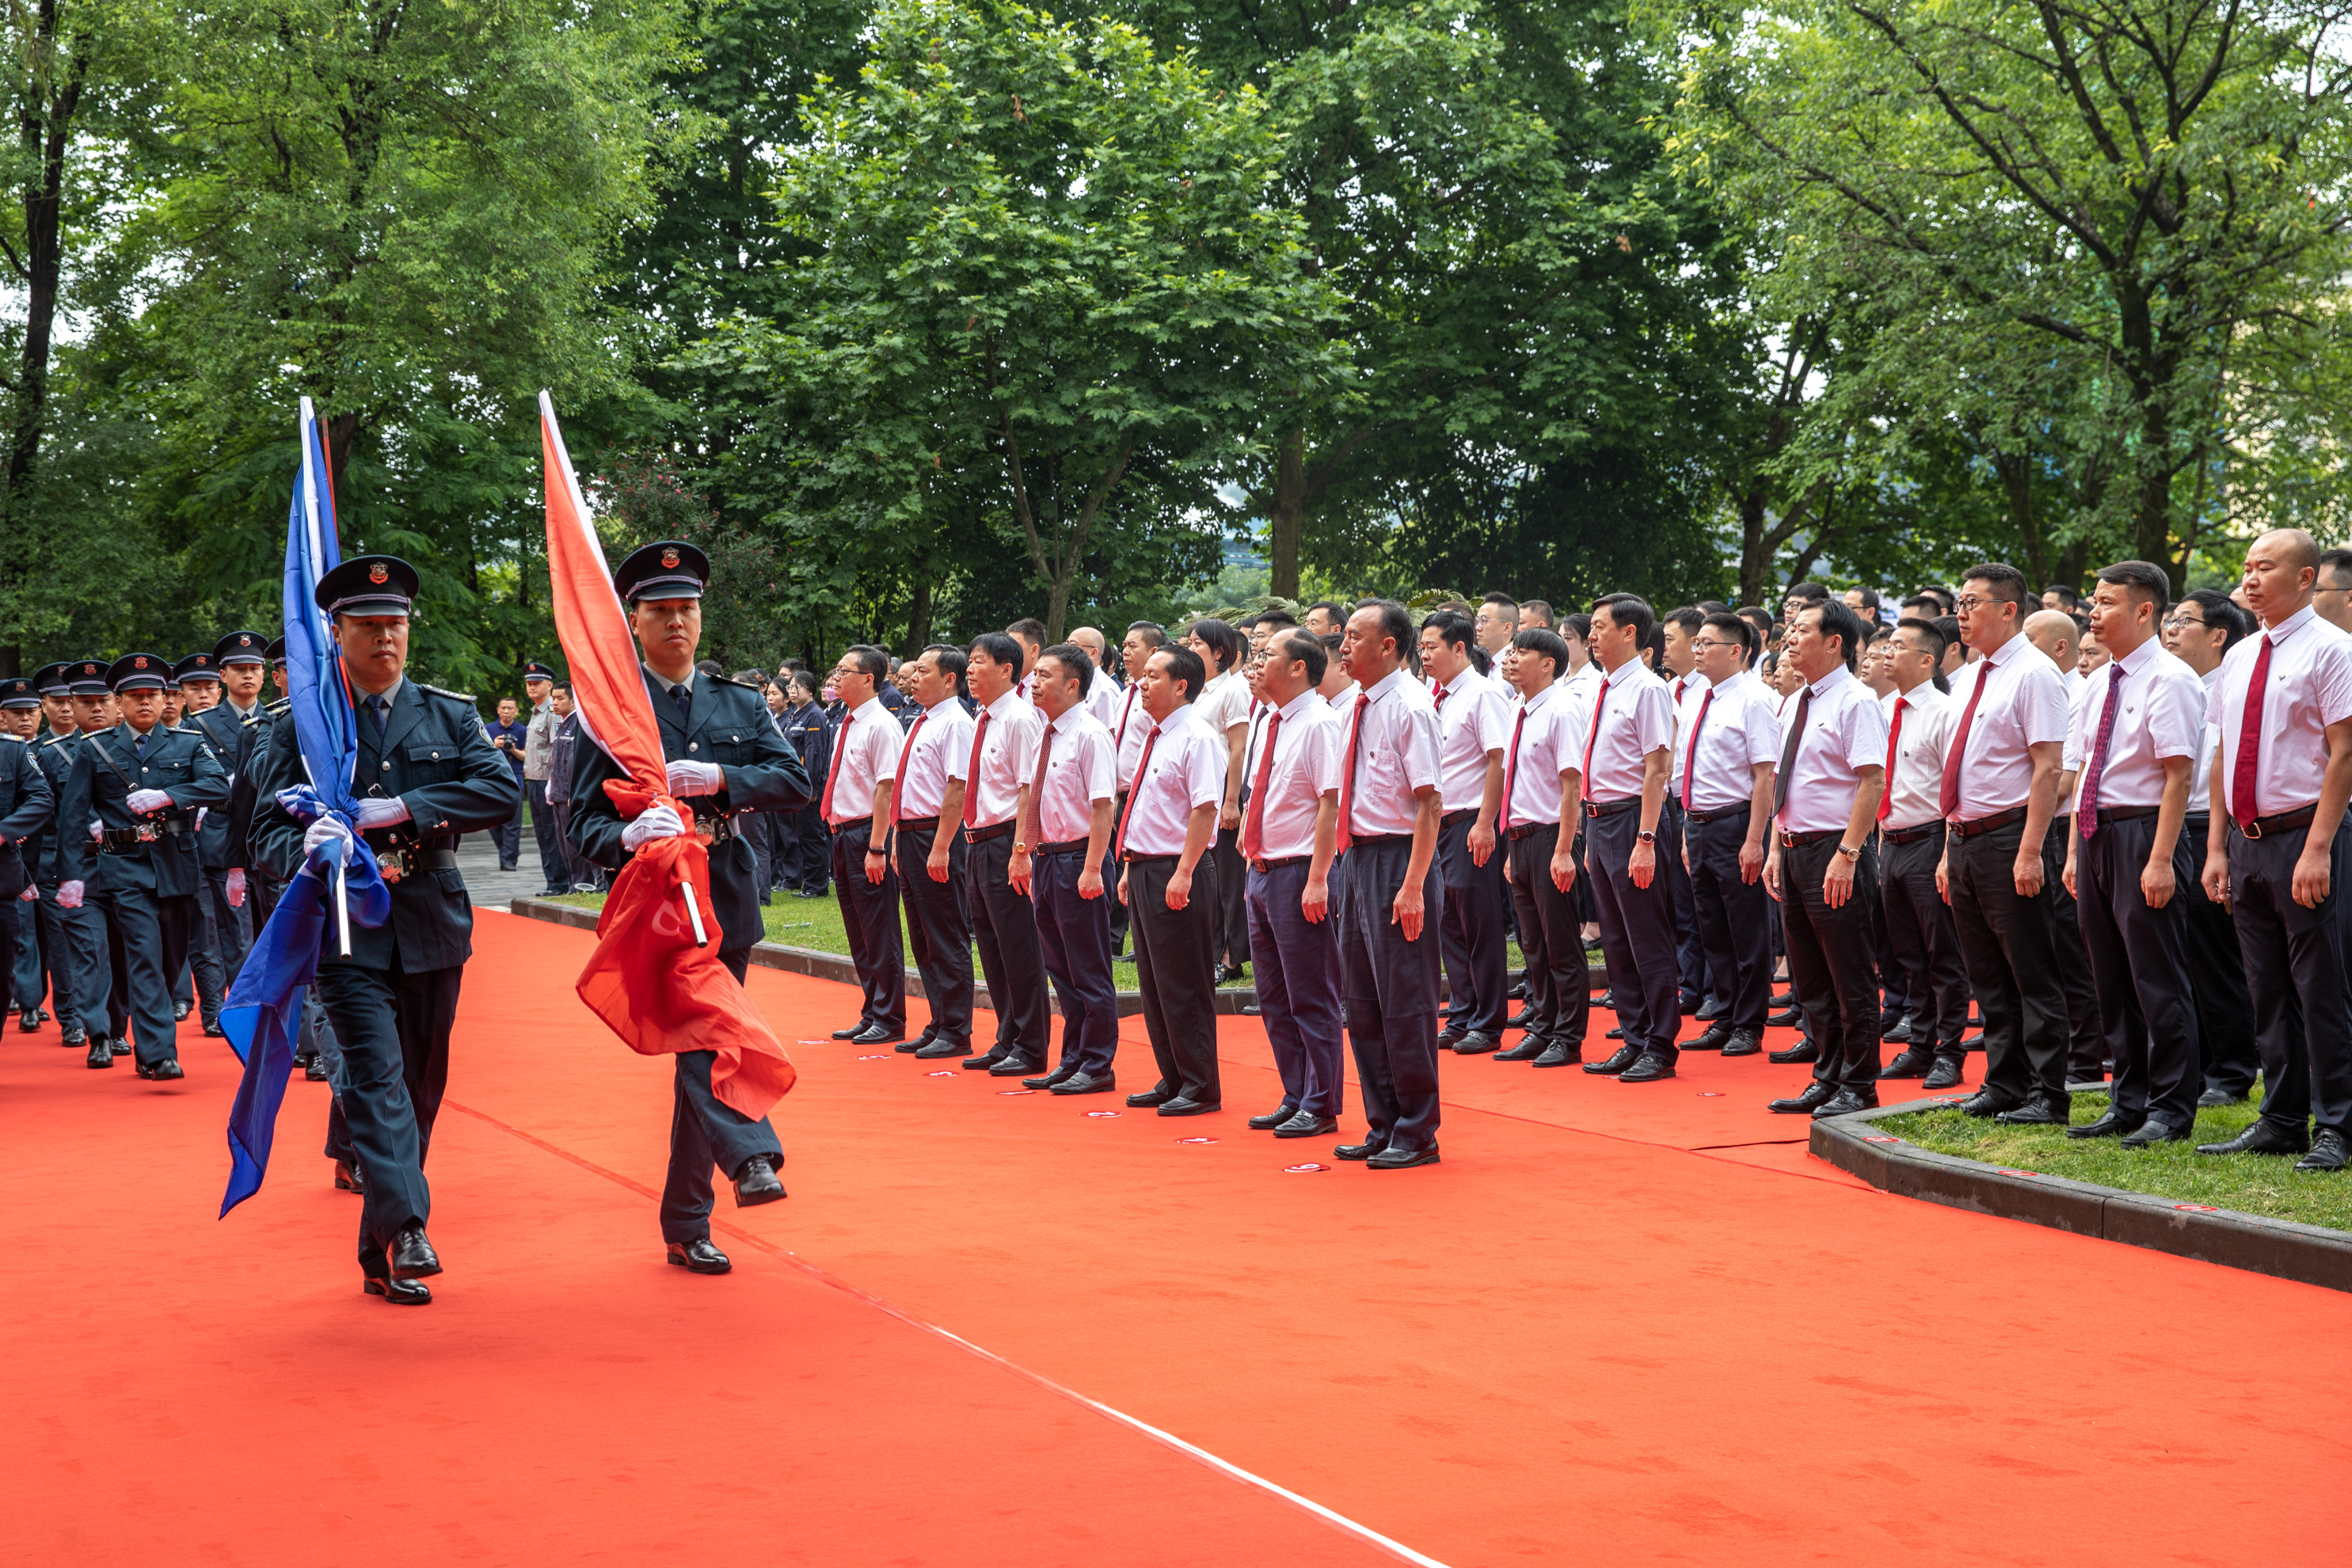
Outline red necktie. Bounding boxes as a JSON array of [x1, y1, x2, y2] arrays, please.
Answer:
[[1113, 727, 1159, 856], [1877, 696, 1905, 824], [892, 713, 927, 826], [1240, 710, 1282, 860], [1938, 660, 1994, 818], [1334, 698, 1368, 854], [819, 711, 851, 822], [1433, 684, 1448, 708], [2232, 634, 2274, 832], [1679, 687, 1713, 811], [1580, 676, 1612, 786], [1501, 705, 1528, 831], [961, 710, 990, 827], [1114, 686, 1137, 751], [2078, 663, 2126, 837]]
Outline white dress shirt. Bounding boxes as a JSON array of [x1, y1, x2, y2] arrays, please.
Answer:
[[1878, 683, 1958, 831], [1338, 667, 1441, 838], [1326, 680, 1361, 729], [1665, 672, 1712, 798], [1943, 632, 2073, 819], [2068, 639, 2205, 813], [1578, 661, 1676, 802], [1033, 706, 1117, 844], [892, 695, 975, 821], [2207, 603, 2352, 820], [1119, 702, 1225, 856], [1111, 681, 1149, 790], [1430, 665, 1511, 814], [953, 689, 1042, 828], [1083, 666, 1121, 731], [1679, 669, 1780, 813], [2061, 662, 2095, 774], [824, 696, 900, 827], [1775, 664, 1888, 834], [1242, 691, 1340, 859], [2190, 665, 2222, 813], [1197, 669, 1251, 737], [1500, 683, 1574, 829]]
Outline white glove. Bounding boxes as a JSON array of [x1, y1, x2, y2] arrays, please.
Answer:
[[125, 788, 173, 815], [665, 759, 725, 797], [353, 796, 409, 830], [17, 884, 36, 902], [275, 787, 320, 822], [87, 819, 101, 842], [55, 880, 83, 909], [622, 803, 689, 851], [226, 867, 247, 907], [303, 816, 354, 858], [196, 807, 207, 828]]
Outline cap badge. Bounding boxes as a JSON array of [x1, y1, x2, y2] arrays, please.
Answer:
[[369, 562, 390, 584], [135, 657, 147, 669], [660, 546, 681, 569]]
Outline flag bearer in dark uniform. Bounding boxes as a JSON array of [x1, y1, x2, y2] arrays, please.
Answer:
[[56, 653, 228, 1077], [0, 678, 56, 1024], [568, 540, 812, 1275], [250, 556, 521, 1302]]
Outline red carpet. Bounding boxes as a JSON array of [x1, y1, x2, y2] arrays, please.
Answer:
[[8, 909, 2348, 1565]]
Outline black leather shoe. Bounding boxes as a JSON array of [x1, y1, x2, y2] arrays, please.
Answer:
[[2198, 1086, 2249, 1108], [1452, 1031, 1501, 1055], [1810, 1088, 1879, 1118], [1768, 1039, 1818, 1064], [1127, 1087, 1173, 1108], [17, 1006, 39, 1032], [1583, 1043, 1642, 1075], [1956, 1033, 1985, 1053], [1994, 1093, 2070, 1126], [915, 1035, 971, 1060], [1051, 1070, 1116, 1095], [1680, 1023, 1733, 1052], [1617, 1051, 1674, 1083], [667, 1238, 733, 1273], [2067, 1109, 2139, 1140], [1241, 1003, 1261, 1016], [1334, 1141, 1383, 1161], [108, 1036, 130, 1058], [1023, 1064, 1078, 1090], [1597, 990, 1615, 1009], [86, 1036, 112, 1069], [173, 1000, 191, 1022], [364, 1276, 432, 1304], [1922, 1058, 1966, 1090], [1368, 1144, 1440, 1169], [1274, 1113, 1337, 1139], [1495, 1036, 1547, 1062], [733, 1155, 787, 1206], [2293, 1129, 2350, 1171], [1213, 963, 1246, 986], [1678, 991, 1702, 1015], [847, 1024, 904, 1047], [1157, 1096, 1220, 1117], [1505, 1007, 1536, 1029], [2198, 1120, 2311, 1157], [1509, 979, 1528, 999], [1882, 1016, 1913, 1045], [1958, 1090, 2023, 1118], [306, 1057, 330, 1082], [1770, 991, 1794, 1007], [988, 1056, 1045, 1077], [831, 1023, 866, 1040], [201, 1018, 226, 1038], [60, 1024, 86, 1048], [1769, 1082, 1836, 1114], [1605, 1025, 1624, 1040], [1249, 1103, 1302, 1130], [962, 1047, 1010, 1071], [1532, 1039, 1583, 1068], [138, 1059, 185, 1081], [389, 1224, 442, 1281], [334, 1159, 366, 1194], [1695, 996, 1727, 1022], [1436, 1028, 1466, 1052], [893, 1031, 931, 1054], [1720, 1029, 1762, 1058], [2121, 1116, 2193, 1149], [1878, 1050, 1936, 1080], [1766, 1007, 1800, 1028]]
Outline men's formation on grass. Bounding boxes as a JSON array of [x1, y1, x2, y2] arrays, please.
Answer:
[[8, 527, 2351, 1309]]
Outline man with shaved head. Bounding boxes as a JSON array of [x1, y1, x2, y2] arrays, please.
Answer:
[[1067, 626, 1122, 729], [2022, 607, 2107, 1087]]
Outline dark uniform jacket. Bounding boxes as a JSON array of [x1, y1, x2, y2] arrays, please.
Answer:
[[249, 678, 522, 972], [21, 732, 77, 886], [782, 699, 832, 789], [57, 724, 228, 898], [569, 668, 813, 953], [0, 735, 57, 899], [188, 701, 266, 871]]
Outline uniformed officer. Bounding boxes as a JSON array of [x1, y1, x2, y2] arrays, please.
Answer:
[[568, 540, 812, 1275], [18, 664, 97, 1046], [173, 649, 252, 1037], [778, 672, 832, 896], [249, 556, 521, 1303], [0, 677, 57, 1027], [55, 653, 228, 1077]]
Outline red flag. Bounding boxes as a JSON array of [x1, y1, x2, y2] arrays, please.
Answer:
[[540, 391, 796, 1120]]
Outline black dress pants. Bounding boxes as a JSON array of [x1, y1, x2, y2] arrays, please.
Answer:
[[1946, 818, 2072, 1103], [894, 822, 973, 1045], [527, 778, 567, 895], [1211, 824, 1247, 971], [98, 887, 194, 1067], [1435, 813, 1509, 1036], [1127, 854, 1220, 1104], [1033, 847, 1118, 1077], [1505, 824, 1585, 1047], [2074, 814, 2200, 1128], [2047, 815, 2105, 1079], [1586, 805, 1680, 1059], [1106, 795, 1131, 952], [831, 822, 906, 1033], [314, 956, 461, 1275], [2181, 814, 2257, 1097], [2227, 819, 2352, 1140], [1879, 828, 1971, 1059], [1685, 806, 1771, 1033], [1779, 836, 1882, 1093], [1341, 837, 1443, 1151], [1663, 798, 1710, 1001], [1246, 859, 1345, 1117], [965, 830, 1049, 1060], [659, 944, 786, 1243]]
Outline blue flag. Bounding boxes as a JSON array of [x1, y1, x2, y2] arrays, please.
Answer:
[[220, 402, 393, 1218]]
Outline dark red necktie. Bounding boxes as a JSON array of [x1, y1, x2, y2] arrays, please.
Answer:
[[1335, 699, 1368, 853], [819, 712, 851, 822], [961, 710, 990, 827], [1580, 676, 1612, 786], [892, 714, 926, 826], [1877, 696, 1906, 824], [1939, 660, 1994, 818], [2077, 663, 2126, 837], [1679, 687, 1713, 811], [2232, 634, 2274, 831], [1240, 710, 1282, 860], [1113, 728, 1159, 856]]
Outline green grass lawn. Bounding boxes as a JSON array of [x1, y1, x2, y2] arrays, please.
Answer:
[[1877, 1087, 2352, 1232]]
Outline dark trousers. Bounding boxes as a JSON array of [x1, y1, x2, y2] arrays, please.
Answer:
[[660, 944, 786, 1243], [895, 823, 972, 1044], [2075, 815, 2200, 1128], [1033, 848, 1118, 1076], [1779, 837, 1883, 1092], [1685, 807, 1772, 1033], [1211, 824, 1247, 971], [527, 778, 566, 894], [1946, 818, 2072, 1102], [782, 806, 830, 893], [50, 895, 105, 1031], [97, 889, 193, 1066], [1341, 837, 1443, 1151], [547, 799, 592, 891], [491, 791, 522, 867], [188, 866, 254, 1024], [1507, 824, 1587, 1045], [1586, 805, 1680, 1059], [1435, 814, 1508, 1036], [1663, 798, 1710, 1000], [1106, 796, 1131, 951], [831, 822, 906, 1033], [2181, 814, 2258, 1097], [1127, 854, 1220, 1103], [8, 892, 36, 1012], [2048, 816, 2104, 1078], [1871, 887, 1909, 1025], [1880, 829, 1972, 1058], [965, 831, 1049, 1060], [2228, 820, 2352, 1139], [314, 957, 461, 1274], [1246, 858, 1344, 1117]]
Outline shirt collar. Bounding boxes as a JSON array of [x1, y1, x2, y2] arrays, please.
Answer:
[[1152, 703, 1200, 740], [2263, 603, 2319, 641], [356, 676, 405, 710], [2114, 637, 2161, 677], [1366, 666, 1414, 705], [984, 690, 1024, 720], [645, 665, 691, 700], [1048, 703, 1089, 736], [1805, 664, 1853, 700], [1708, 669, 1748, 697], [1276, 689, 1323, 724], [1517, 680, 1558, 714], [848, 696, 889, 727]]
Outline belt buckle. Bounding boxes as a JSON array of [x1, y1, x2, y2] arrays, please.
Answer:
[[2244, 816, 2263, 840], [133, 820, 160, 843], [379, 847, 408, 884]]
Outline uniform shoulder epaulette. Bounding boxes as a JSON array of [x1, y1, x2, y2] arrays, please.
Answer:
[[707, 673, 758, 691], [415, 683, 475, 703], [265, 698, 291, 715], [0, 732, 21, 744]]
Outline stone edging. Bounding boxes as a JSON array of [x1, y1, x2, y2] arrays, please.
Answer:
[[1810, 1096, 2352, 1295]]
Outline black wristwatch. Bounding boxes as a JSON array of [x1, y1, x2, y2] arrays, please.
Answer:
[[1637, 829, 1657, 844], [1836, 843, 1862, 862]]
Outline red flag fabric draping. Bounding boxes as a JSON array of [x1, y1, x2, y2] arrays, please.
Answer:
[[539, 390, 796, 1121]]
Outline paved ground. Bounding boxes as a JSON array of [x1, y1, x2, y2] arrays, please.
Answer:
[[452, 821, 577, 910]]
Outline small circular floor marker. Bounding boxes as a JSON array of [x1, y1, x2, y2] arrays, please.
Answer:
[[1696, 1091, 1723, 1098], [1175, 1136, 1218, 1144], [924, 1070, 956, 1078], [857, 1054, 892, 1060], [1284, 1162, 1330, 1173], [998, 1089, 1034, 1096], [1085, 1110, 1121, 1118]]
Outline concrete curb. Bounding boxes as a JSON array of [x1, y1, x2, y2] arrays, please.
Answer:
[[1810, 1097, 2352, 1294]]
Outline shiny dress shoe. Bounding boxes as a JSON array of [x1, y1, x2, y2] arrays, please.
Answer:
[[1249, 1103, 1302, 1130], [1616, 1051, 1675, 1083], [1368, 1143, 1440, 1170], [1241, 1003, 1262, 1016], [173, 999, 192, 1022], [1584, 1043, 1642, 1075], [60, 1024, 86, 1049], [1212, 963, 1245, 986], [962, 1047, 1010, 1071], [137, 1059, 185, 1081], [2198, 1120, 2310, 1157], [1452, 1031, 1501, 1056], [1157, 1096, 1220, 1117], [988, 1055, 1045, 1077], [1878, 1049, 1936, 1080], [901, 1028, 942, 1055], [86, 1036, 113, 1069], [830, 1023, 867, 1040], [202, 1018, 226, 1038], [1597, 990, 1615, 1009], [18, 1006, 40, 1031], [1768, 1039, 1818, 1065], [1274, 1113, 1338, 1139], [363, 1276, 432, 1305], [1921, 1059, 1966, 1090], [1957, 1090, 2023, 1118], [2293, 1129, 2351, 1171], [1956, 1033, 1985, 1052], [2067, 1109, 2139, 1140], [1719, 1029, 1762, 1059], [1993, 1093, 2070, 1126], [733, 1155, 787, 1207], [1127, 1087, 1174, 1108], [667, 1238, 733, 1274], [1436, 1027, 1466, 1052], [1023, 1064, 1078, 1090], [847, 1023, 904, 1047], [1810, 1088, 1878, 1118], [1532, 1039, 1583, 1068], [1771, 990, 1794, 1007], [388, 1224, 442, 1281], [1882, 1015, 1913, 1045], [1505, 1006, 1536, 1029], [2198, 1086, 2249, 1108], [1334, 1141, 1383, 1161], [1765, 1007, 1801, 1028], [305, 1057, 330, 1082], [1695, 995, 1727, 1022], [1605, 1025, 1624, 1040], [1495, 1036, 1547, 1062], [1769, 1082, 1836, 1115], [334, 1159, 367, 1194], [1050, 1070, 1116, 1095], [1680, 1023, 1734, 1052], [1509, 979, 1528, 1000], [1678, 991, 1702, 1015], [2121, 1116, 2193, 1149], [109, 1036, 131, 1057]]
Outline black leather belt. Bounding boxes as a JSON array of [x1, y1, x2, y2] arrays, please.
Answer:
[[2234, 804, 2320, 840], [963, 820, 1014, 845], [2086, 804, 2160, 824], [1776, 828, 1843, 848], [1684, 802, 1751, 824], [2184, 810, 2210, 829], [99, 819, 191, 852], [376, 846, 459, 884], [692, 811, 737, 846], [896, 815, 941, 831], [1584, 797, 1638, 818], [1949, 805, 2029, 838], [1121, 851, 1178, 864], [1441, 809, 1477, 825], [1037, 838, 1091, 857], [1344, 832, 1412, 850], [1505, 820, 1555, 841], [1881, 821, 1944, 845], [1249, 854, 1311, 872]]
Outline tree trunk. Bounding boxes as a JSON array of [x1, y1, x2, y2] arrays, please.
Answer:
[[1045, 573, 1071, 643], [1736, 487, 1771, 605], [1993, 449, 2046, 586], [904, 573, 933, 653], [1268, 425, 1305, 601]]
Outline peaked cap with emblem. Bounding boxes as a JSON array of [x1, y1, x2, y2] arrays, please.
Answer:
[[523, 660, 559, 682], [265, 636, 286, 665], [66, 659, 111, 696], [314, 554, 418, 617], [108, 653, 172, 693], [175, 650, 222, 683], [33, 660, 72, 695], [612, 539, 709, 603], [0, 676, 37, 709], [214, 630, 269, 667]]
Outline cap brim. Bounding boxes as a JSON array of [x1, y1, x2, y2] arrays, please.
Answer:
[[327, 595, 413, 616], [624, 577, 706, 601]]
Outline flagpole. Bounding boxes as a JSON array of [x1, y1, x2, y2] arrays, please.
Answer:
[[298, 397, 352, 957]]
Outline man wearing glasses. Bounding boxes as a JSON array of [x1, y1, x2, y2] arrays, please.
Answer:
[[2163, 589, 2259, 1106], [1674, 613, 1782, 1059], [2316, 548, 2352, 634]]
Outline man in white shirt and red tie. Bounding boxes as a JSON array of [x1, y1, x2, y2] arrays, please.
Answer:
[[1676, 611, 1779, 1059], [1332, 600, 1445, 1164], [1761, 600, 1889, 1117], [1013, 644, 1121, 1095], [1661, 607, 1716, 1017], [958, 634, 1049, 1077], [892, 645, 979, 1058], [1109, 621, 1165, 961], [1421, 610, 1511, 1055], [1939, 562, 2077, 1125], [820, 645, 907, 1044], [1117, 644, 1227, 1115], [1578, 595, 1682, 1082], [1238, 629, 1345, 1136], [2059, 561, 2208, 1145], [2197, 529, 2352, 1170], [1495, 626, 1587, 1065], [1874, 617, 1972, 1090], [1005, 618, 1046, 706], [2162, 589, 2259, 1105], [1066, 626, 1124, 729]]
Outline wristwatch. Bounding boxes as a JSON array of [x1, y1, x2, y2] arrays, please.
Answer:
[[1637, 829, 1657, 844], [1836, 843, 1862, 861]]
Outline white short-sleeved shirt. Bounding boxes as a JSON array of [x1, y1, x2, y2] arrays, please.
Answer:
[[1432, 665, 1511, 813], [2207, 603, 2352, 820], [1339, 667, 1441, 838], [1579, 661, 1676, 802], [1242, 691, 1340, 860], [1119, 703, 1226, 857], [892, 696, 975, 821], [1943, 634, 2073, 819], [1775, 665, 1888, 834], [823, 696, 900, 827], [1325, 680, 1361, 729], [1500, 682, 1574, 829], [1879, 683, 1958, 831], [2061, 663, 2095, 774], [1033, 706, 1117, 844], [2068, 640, 2205, 813], [2190, 666, 2222, 813], [1110, 681, 1149, 791], [1678, 670, 1780, 813], [1197, 669, 1252, 738], [1083, 666, 1121, 732], [1665, 672, 1711, 796], [953, 689, 1042, 828]]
